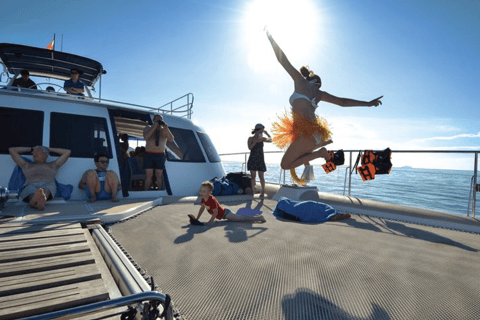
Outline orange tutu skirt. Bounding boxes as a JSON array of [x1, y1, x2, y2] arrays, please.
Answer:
[[271, 110, 332, 149]]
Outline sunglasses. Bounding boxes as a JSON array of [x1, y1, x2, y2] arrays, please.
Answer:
[[71, 72, 79, 75], [98, 160, 109, 164]]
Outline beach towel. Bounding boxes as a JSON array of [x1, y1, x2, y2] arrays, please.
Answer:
[[273, 197, 340, 223], [8, 157, 73, 200]]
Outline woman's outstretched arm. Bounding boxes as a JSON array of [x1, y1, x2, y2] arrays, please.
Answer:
[[266, 30, 303, 82], [321, 92, 383, 107]]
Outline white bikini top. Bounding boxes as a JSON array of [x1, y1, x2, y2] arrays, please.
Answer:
[[289, 92, 318, 109]]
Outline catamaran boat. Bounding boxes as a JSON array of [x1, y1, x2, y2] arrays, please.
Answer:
[[0, 43, 479, 320]]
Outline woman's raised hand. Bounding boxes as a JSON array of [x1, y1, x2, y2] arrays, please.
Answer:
[[265, 26, 273, 42], [369, 96, 383, 107]]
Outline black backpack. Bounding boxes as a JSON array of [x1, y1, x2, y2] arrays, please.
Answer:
[[225, 172, 252, 190]]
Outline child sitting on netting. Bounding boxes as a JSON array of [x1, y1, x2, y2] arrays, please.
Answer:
[[191, 181, 266, 225]]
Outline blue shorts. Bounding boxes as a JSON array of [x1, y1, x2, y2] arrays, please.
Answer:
[[85, 181, 112, 200], [143, 152, 166, 170]]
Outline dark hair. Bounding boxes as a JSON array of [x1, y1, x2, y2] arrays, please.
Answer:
[[20, 69, 30, 76], [300, 65, 321, 87], [94, 153, 109, 162], [70, 68, 82, 74]]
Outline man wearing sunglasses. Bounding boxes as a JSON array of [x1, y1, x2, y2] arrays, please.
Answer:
[[78, 153, 121, 202], [63, 68, 85, 96]]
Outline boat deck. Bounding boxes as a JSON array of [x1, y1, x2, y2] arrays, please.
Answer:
[[109, 197, 480, 320], [0, 222, 126, 320]]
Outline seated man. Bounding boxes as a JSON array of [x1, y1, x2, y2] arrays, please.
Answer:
[[13, 69, 37, 89], [63, 68, 85, 96], [9, 146, 71, 210], [78, 153, 121, 202]]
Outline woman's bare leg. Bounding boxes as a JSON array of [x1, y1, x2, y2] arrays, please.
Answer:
[[280, 137, 332, 170], [313, 139, 333, 150], [258, 171, 266, 198], [250, 170, 257, 194]]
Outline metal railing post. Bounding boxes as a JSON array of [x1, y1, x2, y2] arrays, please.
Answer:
[[348, 151, 353, 197], [472, 153, 478, 218]]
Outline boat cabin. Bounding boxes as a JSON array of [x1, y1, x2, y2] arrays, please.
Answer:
[[0, 43, 225, 201]]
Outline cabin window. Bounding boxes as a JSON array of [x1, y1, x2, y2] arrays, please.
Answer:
[[167, 127, 205, 162], [197, 132, 221, 163], [50, 112, 112, 158], [0, 107, 44, 154]]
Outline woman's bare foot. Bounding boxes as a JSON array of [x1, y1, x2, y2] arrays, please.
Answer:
[[318, 147, 331, 161]]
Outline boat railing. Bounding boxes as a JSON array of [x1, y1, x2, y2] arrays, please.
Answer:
[[1, 84, 194, 119], [219, 149, 479, 218], [19, 291, 171, 320], [158, 92, 194, 119]]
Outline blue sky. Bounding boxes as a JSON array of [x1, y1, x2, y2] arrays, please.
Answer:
[[2, 0, 479, 170]]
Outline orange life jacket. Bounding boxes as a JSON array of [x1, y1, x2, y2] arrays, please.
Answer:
[[322, 150, 345, 174], [322, 161, 336, 174], [356, 148, 392, 181], [322, 151, 334, 173], [361, 150, 377, 165], [357, 163, 376, 181]]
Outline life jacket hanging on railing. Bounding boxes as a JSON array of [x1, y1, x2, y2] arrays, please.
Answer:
[[355, 148, 392, 182], [322, 150, 345, 174]]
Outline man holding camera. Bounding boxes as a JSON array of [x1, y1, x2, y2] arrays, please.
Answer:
[[143, 114, 174, 191]]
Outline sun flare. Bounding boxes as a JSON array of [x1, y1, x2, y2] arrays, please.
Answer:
[[243, 0, 322, 74]]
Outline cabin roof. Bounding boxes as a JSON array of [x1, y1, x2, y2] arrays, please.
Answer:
[[0, 43, 105, 87]]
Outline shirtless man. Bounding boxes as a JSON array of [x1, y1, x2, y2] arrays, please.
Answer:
[[143, 115, 174, 191], [9, 146, 71, 210]]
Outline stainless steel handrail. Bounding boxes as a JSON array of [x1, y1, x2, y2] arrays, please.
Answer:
[[158, 93, 194, 119], [1, 85, 194, 119], [19, 291, 169, 320], [219, 149, 479, 218]]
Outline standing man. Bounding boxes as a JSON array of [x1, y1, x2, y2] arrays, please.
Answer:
[[78, 153, 121, 202], [63, 68, 85, 96], [13, 69, 37, 89], [143, 114, 174, 190], [9, 146, 71, 210]]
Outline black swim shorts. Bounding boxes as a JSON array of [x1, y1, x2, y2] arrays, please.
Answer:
[[143, 152, 166, 170]]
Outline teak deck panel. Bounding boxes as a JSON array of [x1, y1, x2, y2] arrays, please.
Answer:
[[0, 222, 111, 319]]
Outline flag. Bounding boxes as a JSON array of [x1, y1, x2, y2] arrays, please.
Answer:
[[47, 35, 55, 50]]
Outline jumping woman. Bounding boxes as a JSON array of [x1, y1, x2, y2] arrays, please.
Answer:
[[266, 30, 383, 172]]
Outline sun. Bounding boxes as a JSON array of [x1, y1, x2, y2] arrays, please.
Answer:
[[242, 0, 322, 74]]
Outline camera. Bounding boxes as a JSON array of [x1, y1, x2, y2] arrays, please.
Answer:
[[157, 120, 165, 125]]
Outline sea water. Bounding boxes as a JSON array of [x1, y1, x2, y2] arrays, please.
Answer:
[[222, 162, 479, 217]]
